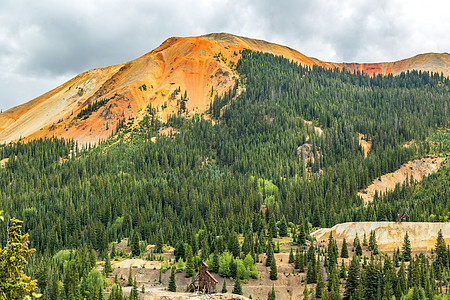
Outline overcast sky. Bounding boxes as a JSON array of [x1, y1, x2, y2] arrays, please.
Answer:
[[1, 0, 449, 111]]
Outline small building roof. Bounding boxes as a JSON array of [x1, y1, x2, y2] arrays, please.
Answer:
[[206, 271, 218, 283]]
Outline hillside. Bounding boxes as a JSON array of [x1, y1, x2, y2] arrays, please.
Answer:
[[1, 46, 450, 300], [312, 222, 450, 251], [1, 33, 449, 145]]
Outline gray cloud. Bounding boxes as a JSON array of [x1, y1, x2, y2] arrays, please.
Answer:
[[1, 0, 449, 111]]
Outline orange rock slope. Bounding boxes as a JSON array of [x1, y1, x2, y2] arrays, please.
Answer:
[[1, 33, 449, 145]]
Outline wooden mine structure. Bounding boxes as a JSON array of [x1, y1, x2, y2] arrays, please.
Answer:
[[187, 262, 218, 294], [397, 205, 410, 223]]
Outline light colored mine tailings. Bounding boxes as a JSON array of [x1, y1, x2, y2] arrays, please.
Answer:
[[358, 156, 448, 204], [312, 222, 450, 251]]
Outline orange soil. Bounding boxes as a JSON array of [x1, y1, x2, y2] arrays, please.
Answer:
[[1, 33, 449, 145], [358, 133, 372, 157]]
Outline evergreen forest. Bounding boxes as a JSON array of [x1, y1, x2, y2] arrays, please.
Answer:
[[0, 50, 449, 299]]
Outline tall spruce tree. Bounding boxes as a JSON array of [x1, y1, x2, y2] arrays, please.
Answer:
[[267, 285, 276, 300], [185, 247, 195, 278], [131, 232, 140, 257], [288, 247, 294, 264], [270, 257, 278, 280], [344, 255, 360, 300], [402, 232, 411, 262], [168, 267, 176, 292], [435, 229, 447, 267], [232, 278, 243, 295], [341, 238, 349, 258]]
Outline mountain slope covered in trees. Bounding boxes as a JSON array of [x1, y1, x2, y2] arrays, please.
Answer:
[[0, 50, 449, 299]]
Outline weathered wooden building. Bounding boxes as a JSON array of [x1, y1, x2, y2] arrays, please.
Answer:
[[187, 262, 218, 293]]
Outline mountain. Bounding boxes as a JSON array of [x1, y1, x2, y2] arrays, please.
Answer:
[[1, 32, 449, 145]]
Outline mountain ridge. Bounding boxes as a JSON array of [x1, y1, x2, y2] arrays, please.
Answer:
[[1, 32, 449, 145]]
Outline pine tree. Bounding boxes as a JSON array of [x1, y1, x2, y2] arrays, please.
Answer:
[[155, 230, 164, 254], [341, 238, 349, 258], [232, 278, 243, 295], [104, 255, 113, 277], [268, 213, 278, 238], [306, 249, 317, 284], [110, 243, 116, 259], [435, 229, 447, 267], [222, 279, 227, 293], [288, 247, 294, 264], [174, 241, 185, 261], [354, 234, 362, 256], [344, 255, 360, 300], [127, 268, 133, 286], [266, 243, 274, 267], [368, 230, 377, 252], [168, 267, 176, 292], [270, 256, 278, 280], [185, 247, 195, 278], [211, 249, 219, 273], [315, 268, 324, 298], [131, 231, 140, 257], [402, 232, 412, 262], [339, 259, 347, 279], [303, 285, 309, 300], [278, 216, 288, 237], [298, 224, 306, 246], [267, 285, 276, 300], [294, 248, 301, 270], [129, 278, 139, 300]]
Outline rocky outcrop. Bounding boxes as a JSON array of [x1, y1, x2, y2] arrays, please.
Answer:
[[312, 222, 450, 251]]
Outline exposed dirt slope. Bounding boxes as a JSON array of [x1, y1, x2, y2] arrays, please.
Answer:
[[1, 33, 449, 145], [312, 222, 450, 251], [358, 156, 448, 204]]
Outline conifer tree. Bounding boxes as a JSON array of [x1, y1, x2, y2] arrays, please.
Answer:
[[368, 230, 377, 252], [266, 243, 274, 267], [127, 268, 133, 286], [110, 243, 116, 259], [211, 249, 219, 273], [232, 278, 243, 295], [288, 247, 294, 264], [315, 268, 324, 298], [155, 230, 164, 254], [354, 234, 362, 256], [298, 224, 306, 246], [435, 229, 447, 267], [303, 285, 309, 300], [222, 279, 227, 293], [294, 248, 301, 270], [306, 249, 317, 284], [339, 259, 347, 279], [267, 285, 276, 300], [278, 216, 288, 237], [104, 255, 113, 277], [402, 232, 412, 262], [131, 232, 140, 257], [168, 267, 177, 292], [185, 247, 195, 278], [270, 257, 278, 280], [341, 238, 349, 258], [174, 241, 185, 261], [344, 255, 360, 300], [268, 213, 278, 238], [129, 278, 139, 300]]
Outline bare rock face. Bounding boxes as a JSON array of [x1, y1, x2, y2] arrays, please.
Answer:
[[312, 222, 450, 251], [1, 32, 449, 145]]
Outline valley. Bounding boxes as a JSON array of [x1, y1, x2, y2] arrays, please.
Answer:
[[0, 34, 449, 299]]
